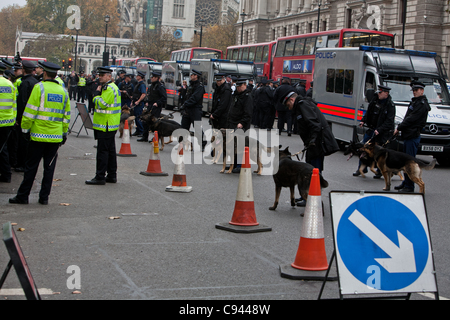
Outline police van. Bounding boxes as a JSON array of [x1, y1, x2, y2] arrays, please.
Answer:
[[161, 60, 191, 109], [136, 61, 163, 83], [190, 59, 257, 115], [313, 46, 450, 166]]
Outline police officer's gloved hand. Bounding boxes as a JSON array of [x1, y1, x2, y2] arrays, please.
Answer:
[[22, 132, 30, 141], [61, 135, 67, 145]]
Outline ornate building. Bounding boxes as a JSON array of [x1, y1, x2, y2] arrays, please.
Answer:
[[118, 0, 240, 45], [236, 0, 450, 70]]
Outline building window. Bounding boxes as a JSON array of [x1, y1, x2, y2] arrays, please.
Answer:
[[173, 0, 185, 18]]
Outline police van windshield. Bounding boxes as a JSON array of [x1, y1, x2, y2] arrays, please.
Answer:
[[383, 76, 450, 105]]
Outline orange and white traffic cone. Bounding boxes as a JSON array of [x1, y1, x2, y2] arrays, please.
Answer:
[[165, 142, 192, 193], [280, 168, 336, 281], [216, 146, 271, 233], [117, 120, 137, 157], [140, 131, 168, 176]]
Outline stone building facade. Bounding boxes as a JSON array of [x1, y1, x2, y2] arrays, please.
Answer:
[[236, 0, 450, 71]]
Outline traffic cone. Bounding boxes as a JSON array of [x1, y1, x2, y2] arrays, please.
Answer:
[[280, 168, 336, 281], [165, 142, 192, 193], [140, 131, 168, 176], [215, 147, 271, 234], [117, 120, 137, 157]]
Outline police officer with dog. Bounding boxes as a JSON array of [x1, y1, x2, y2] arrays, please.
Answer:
[[210, 73, 232, 130], [394, 81, 431, 192], [180, 69, 207, 151], [355, 84, 396, 178], [132, 71, 147, 138], [9, 62, 70, 204], [85, 66, 121, 186]]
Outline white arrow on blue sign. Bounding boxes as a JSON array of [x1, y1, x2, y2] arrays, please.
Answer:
[[330, 192, 438, 295]]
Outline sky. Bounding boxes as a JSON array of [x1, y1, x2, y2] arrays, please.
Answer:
[[1, 0, 27, 10]]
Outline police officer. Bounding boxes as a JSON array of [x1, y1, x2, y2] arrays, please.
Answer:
[[258, 79, 274, 129], [227, 78, 254, 173], [210, 73, 232, 130], [85, 67, 121, 185], [0, 62, 16, 183], [355, 84, 396, 178], [77, 72, 86, 103], [118, 74, 134, 108], [9, 62, 70, 204], [138, 72, 167, 142], [15, 60, 38, 172], [180, 69, 207, 151], [132, 71, 147, 138], [394, 81, 431, 192], [274, 77, 294, 136]]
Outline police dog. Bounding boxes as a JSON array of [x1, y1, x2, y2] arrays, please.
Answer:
[[119, 106, 135, 138], [269, 147, 329, 211], [361, 143, 436, 193], [214, 129, 276, 175], [343, 140, 375, 177], [140, 113, 193, 151]]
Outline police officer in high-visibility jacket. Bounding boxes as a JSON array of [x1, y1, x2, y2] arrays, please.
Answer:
[[0, 62, 16, 183], [77, 72, 86, 103], [85, 66, 121, 185], [9, 62, 70, 205]]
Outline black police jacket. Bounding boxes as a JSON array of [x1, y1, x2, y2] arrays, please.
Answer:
[[211, 82, 232, 129], [17, 74, 38, 124], [227, 88, 253, 131], [361, 94, 396, 144], [183, 80, 204, 110], [147, 80, 167, 108], [397, 95, 431, 140]]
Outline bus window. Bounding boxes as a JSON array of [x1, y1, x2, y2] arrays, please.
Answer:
[[226, 49, 232, 59], [316, 36, 328, 50], [255, 46, 263, 62], [232, 49, 239, 60], [344, 70, 354, 95], [242, 47, 249, 61], [262, 45, 270, 62], [285, 40, 295, 56], [248, 46, 256, 61], [237, 48, 243, 60], [327, 34, 340, 48], [304, 37, 317, 55], [275, 41, 286, 57], [293, 38, 305, 56], [183, 50, 189, 61], [326, 69, 335, 93]]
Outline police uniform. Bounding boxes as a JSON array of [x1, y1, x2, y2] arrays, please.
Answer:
[[132, 71, 147, 137], [15, 60, 38, 171], [77, 73, 86, 103], [180, 69, 206, 150], [0, 62, 16, 183], [9, 62, 70, 204], [139, 72, 167, 141], [85, 67, 121, 185]]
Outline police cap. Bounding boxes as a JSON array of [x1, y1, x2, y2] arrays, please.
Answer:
[[151, 72, 161, 78], [96, 66, 113, 74], [214, 72, 226, 80], [191, 69, 202, 77], [235, 78, 248, 86], [0, 62, 7, 72], [278, 85, 297, 105], [1, 59, 13, 69], [39, 61, 61, 73], [13, 63, 22, 70], [377, 85, 391, 92], [137, 71, 146, 78], [22, 60, 36, 70], [410, 81, 425, 91]]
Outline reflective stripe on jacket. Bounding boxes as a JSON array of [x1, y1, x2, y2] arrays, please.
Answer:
[[0, 77, 16, 127], [21, 80, 71, 143], [93, 82, 121, 132]]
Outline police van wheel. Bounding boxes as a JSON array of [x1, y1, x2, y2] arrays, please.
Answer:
[[436, 155, 450, 167]]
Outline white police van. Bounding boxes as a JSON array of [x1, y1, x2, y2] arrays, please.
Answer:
[[313, 46, 450, 166], [161, 60, 191, 109]]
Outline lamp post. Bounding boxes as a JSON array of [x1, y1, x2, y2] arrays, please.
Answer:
[[240, 9, 247, 45], [199, 18, 205, 47], [74, 28, 79, 72], [102, 14, 110, 67], [317, 1, 322, 32], [401, 0, 407, 49]]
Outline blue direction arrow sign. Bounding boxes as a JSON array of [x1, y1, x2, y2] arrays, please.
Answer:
[[330, 193, 438, 295]]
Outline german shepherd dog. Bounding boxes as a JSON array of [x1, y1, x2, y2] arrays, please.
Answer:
[[269, 147, 329, 211], [361, 143, 436, 193], [213, 129, 276, 175], [119, 106, 136, 139], [140, 113, 187, 151]]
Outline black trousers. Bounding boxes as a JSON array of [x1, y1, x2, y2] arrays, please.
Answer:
[[277, 110, 292, 134], [181, 108, 206, 148], [95, 131, 117, 180], [0, 126, 12, 179], [15, 124, 29, 168], [77, 86, 86, 103], [16, 141, 59, 201]]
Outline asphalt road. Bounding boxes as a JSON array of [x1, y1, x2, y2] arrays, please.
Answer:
[[0, 100, 449, 303]]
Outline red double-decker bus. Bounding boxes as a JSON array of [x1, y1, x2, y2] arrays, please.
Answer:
[[271, 28, 394, 88], [0, 55, 47, 66], [226, 41, 276, 81], [115, 57, 156, 67], [170, 47, 222, 62]]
